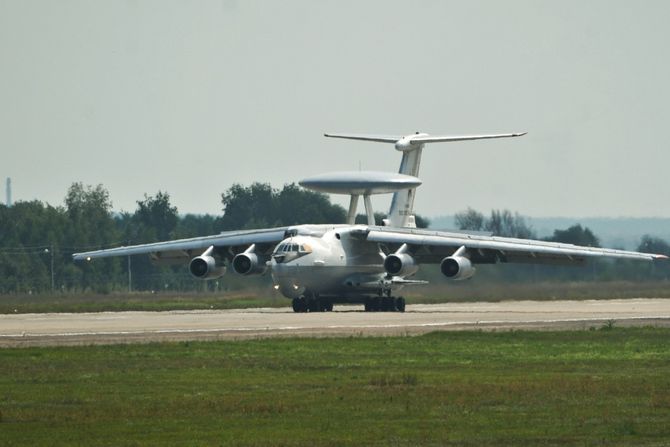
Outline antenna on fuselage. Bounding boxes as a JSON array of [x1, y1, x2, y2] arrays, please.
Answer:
[[299, 171, 421, 226], [323, 131, 526, 227]]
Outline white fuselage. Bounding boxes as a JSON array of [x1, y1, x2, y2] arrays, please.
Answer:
[[270, 228, 390, 300]]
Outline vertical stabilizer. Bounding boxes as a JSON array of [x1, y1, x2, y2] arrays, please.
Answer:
[[387, 145, 423, 227]]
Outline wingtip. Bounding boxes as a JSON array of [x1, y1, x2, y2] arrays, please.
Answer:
[[655, 254, 669, 260]]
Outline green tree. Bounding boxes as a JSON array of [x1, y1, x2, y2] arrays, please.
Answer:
[[220, 183, 346, 230], [636, 235, 670, 280], [175, 214, 221, 239], [220, 183, 276, 230], [453, 208, 533, 238], [64, 183, 122, 292], [454, 208, 485, 231], [414, 214, 430, 229], [0, 201, 68, 293], [122, 192, 181, 291], [132, 191, 179, 242], [545, 224, 600, 247], [485, 209, 535, 239], [276, 184, 346, 226], [638, 235, 670, 256]]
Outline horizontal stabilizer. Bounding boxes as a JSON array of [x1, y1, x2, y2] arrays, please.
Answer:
[[409, 132, 527, 145], [324, 133, 402, 143], [324, 132, 527, 145]]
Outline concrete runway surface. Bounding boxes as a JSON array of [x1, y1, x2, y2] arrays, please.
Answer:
[[1, 298, 670, 347]]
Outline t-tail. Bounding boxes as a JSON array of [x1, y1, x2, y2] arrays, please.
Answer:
[[324, 131, 527, 227]]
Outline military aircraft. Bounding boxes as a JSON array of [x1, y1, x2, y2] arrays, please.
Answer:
[[73, 132, 667, 312]]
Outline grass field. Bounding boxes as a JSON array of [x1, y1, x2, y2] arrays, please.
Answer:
[[1, 280, 669, 314], [0, 290, 280, 314], [1, 327, 670, 446]]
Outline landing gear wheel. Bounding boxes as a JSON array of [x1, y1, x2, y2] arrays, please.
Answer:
[[323, 301, 334, 312], [292, 297, 307, 313], [372, 297, 382, 312], [307, 297, 319, 312], [365, 296, 404, 312]]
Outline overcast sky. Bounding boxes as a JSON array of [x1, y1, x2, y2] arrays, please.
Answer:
[[1, 0, 668, 218]]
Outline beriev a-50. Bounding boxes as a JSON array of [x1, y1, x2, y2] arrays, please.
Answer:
[[73, 132, 667, 312]]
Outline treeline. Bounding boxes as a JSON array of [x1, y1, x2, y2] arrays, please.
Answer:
[[447, 208, 670, 282], [0, 182, 427, 294], [1, 186, 668, 295], [0, 182, 334, 293]]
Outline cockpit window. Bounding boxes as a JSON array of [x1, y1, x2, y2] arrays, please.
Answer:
[[274, 243, 299, 254], [274, 242, 312, 254]]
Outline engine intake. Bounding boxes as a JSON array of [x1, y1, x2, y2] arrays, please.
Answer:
[[384, 253, 418, 277], [189, 255, 226, 279], [232, 253, 266, 275], [440, 256, 475, 280]]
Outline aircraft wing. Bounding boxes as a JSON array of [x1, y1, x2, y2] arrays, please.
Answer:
[[359, 227, 668, 265], [72, 227, 289, 264]]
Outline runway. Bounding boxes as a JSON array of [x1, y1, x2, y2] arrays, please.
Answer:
[[1, 298, 670, 347]]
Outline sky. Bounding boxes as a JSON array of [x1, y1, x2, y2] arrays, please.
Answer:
[[1, 0, 668, 218]]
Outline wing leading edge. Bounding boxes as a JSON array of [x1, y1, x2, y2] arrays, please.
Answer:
[[362, 227, 667, 264], [72, 228, 289, 262]]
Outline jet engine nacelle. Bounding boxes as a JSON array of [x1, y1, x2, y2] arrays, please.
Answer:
[[232, 252, 267, 275], [440, 256, 475, 280], [384, 253, 419, 276], [189, 255, 226, 279]]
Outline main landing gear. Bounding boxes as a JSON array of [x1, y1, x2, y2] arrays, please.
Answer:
[[364, 296, 405, 312], [291, 294, 405, 313], [292, 295, 333, 313]]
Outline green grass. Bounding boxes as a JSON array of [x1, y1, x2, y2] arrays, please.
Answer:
[[411, 280, 670, 303], [2, 280, 669, 314], [0, 291, 287, 314], [1, 327, 670, 446]]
